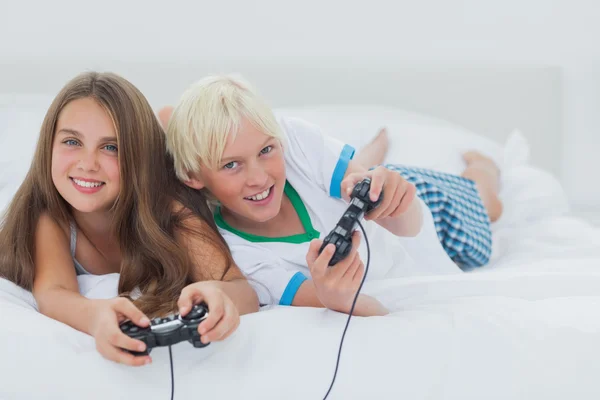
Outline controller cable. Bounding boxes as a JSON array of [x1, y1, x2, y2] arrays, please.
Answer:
[[164, 223, 370, 400], [322, 220, 370, 400], [169, 345, 174, 400]]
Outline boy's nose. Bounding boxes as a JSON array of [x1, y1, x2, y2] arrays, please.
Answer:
[[246, 164, 268, 187]]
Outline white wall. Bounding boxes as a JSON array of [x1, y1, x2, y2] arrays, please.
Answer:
[[2, 0, 599, 209]]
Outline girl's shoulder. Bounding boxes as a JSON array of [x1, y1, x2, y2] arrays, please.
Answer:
[[36, 212, 70, 240]]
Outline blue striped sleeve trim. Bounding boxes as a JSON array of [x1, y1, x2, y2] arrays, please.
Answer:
[[279, 272, 308, 306], [329, 144, 356, 198]]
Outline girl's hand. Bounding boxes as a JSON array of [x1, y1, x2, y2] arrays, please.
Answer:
[[89, 297, 152, 367], [178, 281, 240, 345], [341, 165, 416, 221]]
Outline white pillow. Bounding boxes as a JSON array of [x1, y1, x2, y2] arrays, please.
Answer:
[[273, 104, 505, 176], [273, 104, 570, 227], [0, 94, 54, 213]]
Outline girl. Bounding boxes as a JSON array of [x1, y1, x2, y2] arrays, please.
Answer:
[[160, 74, 503, 317], [0, 72, 258, 367]]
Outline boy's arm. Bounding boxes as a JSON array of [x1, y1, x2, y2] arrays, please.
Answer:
[[340, 160, 423, 237], [293, 233, 388, 317], [292, 280, 388, 317]]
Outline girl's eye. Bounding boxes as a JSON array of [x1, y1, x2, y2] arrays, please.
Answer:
[[260, 145, 273, 155], [104, 144, 118, 152], [223, 161, 238, 170], [64, 139, 80, 146]]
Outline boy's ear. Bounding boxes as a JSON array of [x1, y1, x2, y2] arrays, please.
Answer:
[[183, 173, 205, 190]]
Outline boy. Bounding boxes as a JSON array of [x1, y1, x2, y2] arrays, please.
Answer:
[[161, 75, 502, 316]]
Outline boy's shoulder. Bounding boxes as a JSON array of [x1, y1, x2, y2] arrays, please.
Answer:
[[276, 115, 322, 139]]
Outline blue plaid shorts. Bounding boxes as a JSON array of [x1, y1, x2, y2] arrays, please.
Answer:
[[383, 164, 492, 270]]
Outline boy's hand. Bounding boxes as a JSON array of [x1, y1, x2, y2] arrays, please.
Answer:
[[341, 165, 416, 221], [178, 281, 240, 345], [305, 231, 365, 314]]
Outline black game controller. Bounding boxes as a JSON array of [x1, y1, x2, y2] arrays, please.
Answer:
[[319, 178, 383, 266], [119, 303, 210, 356]]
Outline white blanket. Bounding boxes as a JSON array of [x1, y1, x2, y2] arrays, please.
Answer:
[[2, 266, 600, 400]]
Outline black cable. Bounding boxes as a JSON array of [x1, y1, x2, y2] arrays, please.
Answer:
[[323, 220, 370, 400], [169, 345, 174, 400]]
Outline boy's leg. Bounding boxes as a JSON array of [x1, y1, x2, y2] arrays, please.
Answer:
[[461, 151, 503, 223], [158, 106, 174, 130], [384, 164, 494, 270], [354, 128, 389, 168]]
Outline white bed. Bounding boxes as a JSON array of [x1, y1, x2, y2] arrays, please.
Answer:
[[1, 63, 599, 400]]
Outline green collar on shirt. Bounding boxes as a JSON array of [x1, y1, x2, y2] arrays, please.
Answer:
[[214, 181, 321, 243]]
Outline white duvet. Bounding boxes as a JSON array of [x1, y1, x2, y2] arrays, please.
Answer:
[[2, 133, 600, 399]]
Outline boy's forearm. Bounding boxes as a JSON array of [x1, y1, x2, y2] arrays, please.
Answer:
[[340, 161, 423, 237], [292, 280, 388, 316], [216, 279, 260, 315], [375, 196, 423, 237]]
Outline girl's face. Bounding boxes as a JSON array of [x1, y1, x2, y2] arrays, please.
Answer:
[[51, 97, 121, 214], [186, 117, 287, 225]]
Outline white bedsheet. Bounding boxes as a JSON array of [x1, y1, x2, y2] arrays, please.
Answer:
[[1, 212, 600, 400]]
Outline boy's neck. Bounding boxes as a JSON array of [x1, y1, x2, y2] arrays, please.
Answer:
[[221, 192, 305, 238]]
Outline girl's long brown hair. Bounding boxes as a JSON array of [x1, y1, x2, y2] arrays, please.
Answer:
[[0, 71, 233, 317]]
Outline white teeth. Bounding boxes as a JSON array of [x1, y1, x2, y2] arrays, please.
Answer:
[[245, 187, 271, 201], [73, 179, 103, 188]]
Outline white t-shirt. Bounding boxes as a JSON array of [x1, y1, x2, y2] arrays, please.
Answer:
[[215, 117, 461, 306]]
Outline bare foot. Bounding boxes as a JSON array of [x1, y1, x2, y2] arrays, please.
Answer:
[[354, 128, 389, 168], [157, 106, 174, 130], [463, 151, 500, 177], [461, 151, 503, 223]]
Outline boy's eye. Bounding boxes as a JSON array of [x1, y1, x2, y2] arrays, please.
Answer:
[[260, 145, 273, 155], [103, 144, 118, 152], [223, 161, 238, 170]]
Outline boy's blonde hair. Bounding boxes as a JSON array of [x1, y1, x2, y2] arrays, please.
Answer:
[[166, 74, 283, 181]]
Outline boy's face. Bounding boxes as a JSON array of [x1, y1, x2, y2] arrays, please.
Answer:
[[186, 117, 286, 225]]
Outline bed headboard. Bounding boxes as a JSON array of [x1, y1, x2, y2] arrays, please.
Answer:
[[0, 61, 563, 176]]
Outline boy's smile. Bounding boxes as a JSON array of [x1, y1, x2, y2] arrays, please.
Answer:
[[243, 185, 275, 204]]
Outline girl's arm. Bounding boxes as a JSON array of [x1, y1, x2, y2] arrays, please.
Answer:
[[173, 211, 260, 345], [32, 213, 98, 333], [32, 213, 151, 366], [174, 211, 259, 316]]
